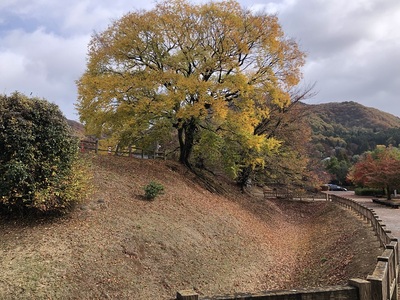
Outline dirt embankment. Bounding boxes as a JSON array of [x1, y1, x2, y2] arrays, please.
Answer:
[[0, 155, 382, 299]]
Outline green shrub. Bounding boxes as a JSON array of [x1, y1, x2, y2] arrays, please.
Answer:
[[33, 154, 93, 212], [0, 92, 86, 214], [354, 187, 385, 197], [144, 181, 164, 200]]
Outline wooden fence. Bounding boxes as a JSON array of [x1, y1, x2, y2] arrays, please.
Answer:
[[330, 194, 399, 300], [176, 194, 399, 300], [263, 190, 328, 201], [79, 140, 166, 160]]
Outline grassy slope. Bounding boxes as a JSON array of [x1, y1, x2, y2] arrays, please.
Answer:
[[0, 155, 381, 299]]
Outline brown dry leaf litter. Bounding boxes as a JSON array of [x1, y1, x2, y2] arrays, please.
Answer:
[[0, 155, 382, 299]]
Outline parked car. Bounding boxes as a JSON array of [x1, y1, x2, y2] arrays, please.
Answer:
[[328, 184, 347, 191]]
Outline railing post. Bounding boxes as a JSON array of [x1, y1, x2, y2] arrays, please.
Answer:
[[349, 278, 371, 300], [378, 248, 397, 300], [95, 140, 99, 154], [80, 140, 85, 153], [176, 290, 199, 300], [368, 261, 388, 300]]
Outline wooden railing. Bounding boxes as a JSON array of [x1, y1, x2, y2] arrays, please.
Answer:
[[329, 195, 396, 248], [79, 140, 166, 160], [176, 194, 399, 300], [263, 190, 328, 201], [330, 194, 399, 300]]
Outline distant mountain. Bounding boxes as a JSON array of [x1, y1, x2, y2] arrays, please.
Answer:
[[66, 119, 85, 138], [306, 101, 400, 132], [304, 101, 400, 159]]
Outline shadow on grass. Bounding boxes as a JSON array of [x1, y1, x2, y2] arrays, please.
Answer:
[[0, 203, 71, 227]]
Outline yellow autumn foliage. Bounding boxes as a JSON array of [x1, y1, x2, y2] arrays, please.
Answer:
[[76, 0, 306, 174]]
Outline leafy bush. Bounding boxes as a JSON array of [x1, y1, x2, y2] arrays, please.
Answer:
[[33, 154, 93, 212], [144, 181, 164, 200], [354, 187, 385, 197], [0, 92, 86, 214]]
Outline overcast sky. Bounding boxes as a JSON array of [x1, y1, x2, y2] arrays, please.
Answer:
[[1, 0, 399, 121]]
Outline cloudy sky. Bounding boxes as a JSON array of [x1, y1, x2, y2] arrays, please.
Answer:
[[1, 0, 399, 121]]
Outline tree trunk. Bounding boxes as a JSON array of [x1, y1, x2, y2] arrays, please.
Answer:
[[237, 166, 253, 191], [178, 118, 197, 168], [386, 185, 392, 200]]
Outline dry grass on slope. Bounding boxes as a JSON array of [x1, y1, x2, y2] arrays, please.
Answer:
[[0, 155, 382, 300]]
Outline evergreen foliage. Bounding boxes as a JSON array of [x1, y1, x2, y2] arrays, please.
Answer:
[[354, 187, 384, 197], [0, 92, 85, 214], [144, 181, 165, 200]]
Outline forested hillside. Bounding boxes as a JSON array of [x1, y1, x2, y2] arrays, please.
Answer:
[[309, 101, 400, 131], [303, 101, 400, 184], [305, 101, 400, 157]]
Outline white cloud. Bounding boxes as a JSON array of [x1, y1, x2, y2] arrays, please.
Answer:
[[0, 27, 89, 119], [272, 0, 400, 116], [247, 0, 296, 15], [0, 0, 399, 119]]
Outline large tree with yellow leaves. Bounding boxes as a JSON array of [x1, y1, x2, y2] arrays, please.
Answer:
[[76, 0, 306, 175]]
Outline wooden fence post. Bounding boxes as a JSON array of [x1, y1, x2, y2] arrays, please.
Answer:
[[176, 290, 199, 300], [378, 249, 397, 300], [80, 140, 85, 153], [349, 278, 371, 300], [367, 261, 388, 300]]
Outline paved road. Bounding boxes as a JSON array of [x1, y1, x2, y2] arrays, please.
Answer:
[[329, 191, 400, 241]]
